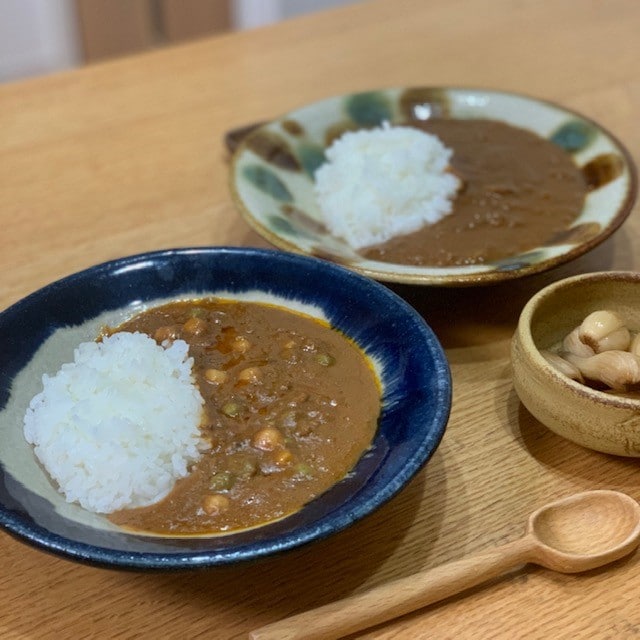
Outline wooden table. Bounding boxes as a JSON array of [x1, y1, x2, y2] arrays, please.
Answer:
[[1, 0, 640, 637]]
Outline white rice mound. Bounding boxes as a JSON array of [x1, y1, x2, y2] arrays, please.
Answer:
[[23, 332, 205, 514], [313, 122, 460, 249]]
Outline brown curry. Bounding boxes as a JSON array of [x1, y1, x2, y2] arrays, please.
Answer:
[[108, 299, 380, 535], [363, 118, 588, 266]]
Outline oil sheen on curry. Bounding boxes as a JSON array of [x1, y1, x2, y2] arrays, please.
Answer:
[[108, 299, 380, 535], [364, 118, 588, 266]]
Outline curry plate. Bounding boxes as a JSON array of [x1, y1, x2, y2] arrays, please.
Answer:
[[229, 87, 636, 286], [0, 248, 450, 570]]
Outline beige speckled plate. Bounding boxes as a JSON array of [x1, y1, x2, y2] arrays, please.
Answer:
[[229, 87, 637, 286]]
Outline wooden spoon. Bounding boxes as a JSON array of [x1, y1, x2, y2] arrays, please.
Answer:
[[249, 490, 640, 640]]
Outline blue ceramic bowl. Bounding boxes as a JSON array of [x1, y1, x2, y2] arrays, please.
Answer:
[[0, 248, 450, 570]]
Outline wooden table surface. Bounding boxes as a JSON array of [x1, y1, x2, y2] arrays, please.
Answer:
[[2, 0, 640, 637]]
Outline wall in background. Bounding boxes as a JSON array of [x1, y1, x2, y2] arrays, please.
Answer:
[[234, 0, 357, 28], [0, 0, 359, 83], [0, 0, 81, 82]]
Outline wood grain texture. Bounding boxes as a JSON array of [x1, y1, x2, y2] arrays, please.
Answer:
[[1, 0, 640, 638], [249, 491, 640, 639]]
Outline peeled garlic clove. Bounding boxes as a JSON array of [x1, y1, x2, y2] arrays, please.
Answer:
[[578, 310, 625, 351], [541, 350, 584, 383], [562, 326, 595, 358], [630, 333, 640, 357], [595, 326, 631, 352], [566, 350, 640, 391]]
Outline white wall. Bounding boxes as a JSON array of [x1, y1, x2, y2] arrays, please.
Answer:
[[0, 0, 81, 82], [233, 0, 358, 29]]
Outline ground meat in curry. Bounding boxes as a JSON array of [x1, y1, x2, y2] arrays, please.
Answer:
[[108, 299, 380, 535]]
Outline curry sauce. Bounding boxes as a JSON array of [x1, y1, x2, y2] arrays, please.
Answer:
[[364, 118, 588, 266], [108, 299, 380, 535]]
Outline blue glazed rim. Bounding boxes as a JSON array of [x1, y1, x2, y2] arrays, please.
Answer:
[[0, 247, 451, 570]]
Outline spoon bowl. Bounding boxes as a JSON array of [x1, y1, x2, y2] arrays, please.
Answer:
[[250, 490, 640, 640], [527, 490, 640, 573]]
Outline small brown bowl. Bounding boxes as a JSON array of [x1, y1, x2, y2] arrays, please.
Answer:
[[511, 271, 640, 456]]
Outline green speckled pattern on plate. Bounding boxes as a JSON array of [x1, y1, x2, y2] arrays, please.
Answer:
[[229, 87, 637, 286]]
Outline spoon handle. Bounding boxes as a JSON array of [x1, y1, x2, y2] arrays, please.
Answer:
[[249, 536, 534, 640]]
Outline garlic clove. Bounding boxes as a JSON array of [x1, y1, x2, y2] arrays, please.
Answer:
[[565, 350, 640, 391], [541, 350, 584, 383], [562, 326, 595, 358], [595, 326, 631, 353], [578, 310, 625, 351], [630, 333, 640, 357]]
